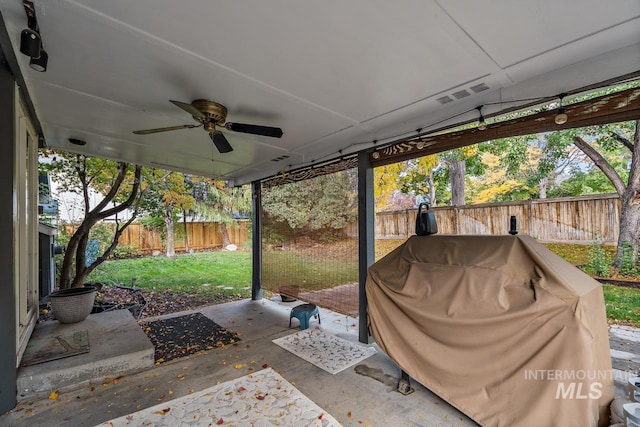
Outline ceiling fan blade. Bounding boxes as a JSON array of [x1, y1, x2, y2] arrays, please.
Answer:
[[225, 122, 283, 138], [210, 131, 233, 153], [133, 124, 200, 135], [170, 100, 206, 119]]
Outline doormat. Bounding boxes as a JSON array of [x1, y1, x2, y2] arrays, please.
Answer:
[[140, 312, 240, 363], [20, 330, 90, 367], [96, 368, 341, 426], [273, 327, 376, 374]]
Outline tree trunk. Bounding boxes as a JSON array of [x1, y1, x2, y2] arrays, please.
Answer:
[[428, 172, 437, 207], [614, 122, 640, 267], [164, 206, 176, 257], [57, 163, 142, 289], [616, 195, 640, 267], [182, 209, 189, 252], [450, 160, 466, 206], [59, 215, 99, 289], [539, 177, 548, 199], [573, 125, 639, 268], [219, 222, 231, 247]]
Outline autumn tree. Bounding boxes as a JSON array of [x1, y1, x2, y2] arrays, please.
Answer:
[[42, 152, 143, 289], [374, 162, 416, 211], [261, 170, 357, 241], [141, 170, 195, 257], [192, 178, 251, 247], [399, 148, 484, 206], [536, 120, 637, 268]]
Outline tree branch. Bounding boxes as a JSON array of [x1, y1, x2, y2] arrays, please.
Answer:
[[91, 162, 129, 213], [77, 155, 90, 211], [611, 132, 634, 151], [84, 213, 138, 277], [573, 136, 626, 196], [97, 165, 143, 219]]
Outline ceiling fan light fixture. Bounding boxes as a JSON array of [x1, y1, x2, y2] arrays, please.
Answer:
[[133, 99, 283, 154]]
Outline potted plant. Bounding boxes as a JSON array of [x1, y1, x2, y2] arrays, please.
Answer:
[[49, 286, 96, 324], [41, 153, 144, 323]]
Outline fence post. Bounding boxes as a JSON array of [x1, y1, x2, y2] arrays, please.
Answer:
[[454, 206, 460, 234], [406, 209, 411, 238], [527, 199, 533, 236]]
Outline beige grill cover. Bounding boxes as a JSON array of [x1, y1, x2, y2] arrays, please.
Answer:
[[366, 235, 612, 427]]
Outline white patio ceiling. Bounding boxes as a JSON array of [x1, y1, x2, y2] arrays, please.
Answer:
[[1, 1, 639, 185]]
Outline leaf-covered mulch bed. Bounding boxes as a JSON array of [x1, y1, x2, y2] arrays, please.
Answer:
[[39, 285, 243, 322], [140, 312, 240, 363]]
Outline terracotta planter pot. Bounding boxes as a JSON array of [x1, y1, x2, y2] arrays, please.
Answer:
[[49, 286, 96, 324]]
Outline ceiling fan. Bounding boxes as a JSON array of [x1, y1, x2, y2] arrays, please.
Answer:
[[133, 99, 283, 153]]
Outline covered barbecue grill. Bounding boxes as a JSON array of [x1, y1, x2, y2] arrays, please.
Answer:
[[366, 235, 613, 427]]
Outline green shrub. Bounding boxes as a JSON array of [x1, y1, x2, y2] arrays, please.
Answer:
[[109, 244, 142, 259], [262, 226, 286, 247], [617, 242, 639, 277], [586, 240, 610, 277]]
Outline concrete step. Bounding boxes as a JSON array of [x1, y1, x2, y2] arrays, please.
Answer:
[[17, 309, 154, 400]]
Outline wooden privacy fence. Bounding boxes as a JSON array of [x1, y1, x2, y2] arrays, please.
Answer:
[[105, 221, 249, 254], [376, 194, 621, 244]]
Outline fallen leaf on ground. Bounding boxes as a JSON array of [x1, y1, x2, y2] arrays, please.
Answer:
[[48, 391, 59, 400], [153, 408, 170, 415], [216, 418, 224, 425]]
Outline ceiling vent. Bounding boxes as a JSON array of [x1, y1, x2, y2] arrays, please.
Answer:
[[271, 154, 290, 162], [435, 82, 490, 105], [452, 89, 471, 99], [436, 96, 454, 105], [470, 83, 490, 93]]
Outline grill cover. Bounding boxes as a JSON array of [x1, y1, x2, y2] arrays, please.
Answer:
[[366, 235, 612, 427]]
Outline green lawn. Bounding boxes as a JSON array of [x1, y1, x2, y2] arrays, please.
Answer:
[[87, 251, 252, 297], [603, 284, 640, 326]]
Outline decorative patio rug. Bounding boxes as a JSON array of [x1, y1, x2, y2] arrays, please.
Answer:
[[272, 327, 376, 374], [20, 330, 90, 367], [96, 368, 341, 427], [140, 312, 239, 363]]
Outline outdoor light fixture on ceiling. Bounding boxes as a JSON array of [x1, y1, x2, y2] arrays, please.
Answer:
[[477, 106, 487, 130], [554, 94, 568, 125], [19, 0, 48, 72]]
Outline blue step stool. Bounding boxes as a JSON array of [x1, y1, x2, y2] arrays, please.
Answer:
[[289, 303, 320, 330]]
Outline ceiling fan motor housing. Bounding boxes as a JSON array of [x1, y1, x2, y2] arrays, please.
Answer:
[[191, 99, 227, 125]]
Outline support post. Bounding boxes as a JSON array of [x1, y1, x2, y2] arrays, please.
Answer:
[[251, 180, 263, 300], [358, 151, 375, 343], [0, 59, 17, 413]]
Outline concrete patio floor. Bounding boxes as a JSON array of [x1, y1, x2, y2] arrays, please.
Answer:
[[5, 297, 640, 426], [2, 299, 479, 427]]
